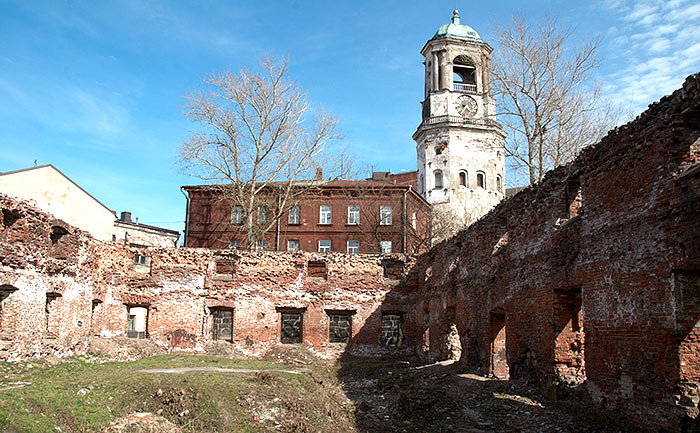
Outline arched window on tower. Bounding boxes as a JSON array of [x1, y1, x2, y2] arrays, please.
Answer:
[[476, 172, 485, 189], [453, 55, 477, 93], [496, 175, 502, 192], [434, 170, 443, 190], [459, 171, 467, 187]]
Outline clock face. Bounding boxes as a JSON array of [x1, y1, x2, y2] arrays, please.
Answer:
[[456, 95, 478, 118]]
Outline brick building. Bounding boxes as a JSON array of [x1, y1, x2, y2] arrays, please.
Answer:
[[182, 171, 432, 254]]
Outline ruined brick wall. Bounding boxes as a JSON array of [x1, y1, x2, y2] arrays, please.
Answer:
[[415, 73, 700, 431], [0, 192, 420, 360]]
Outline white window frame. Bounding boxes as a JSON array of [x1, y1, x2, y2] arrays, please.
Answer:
[[347, 240, 359, 254], [288, 206, 300, 225], [257, 205, 269, 224], [412, 212, 417, 230], [256, 239, 268, 251], [319, 205, 332, 225], [231, 205, 243, 225], [380, 241, 392, 254], [380, 206, 392, 225], [347, 205, 360, 225], [319, 239, 331, 253], [287, 239, 300, 252]]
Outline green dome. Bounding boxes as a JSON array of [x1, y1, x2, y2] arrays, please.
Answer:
[[433, 10, 481, 42]]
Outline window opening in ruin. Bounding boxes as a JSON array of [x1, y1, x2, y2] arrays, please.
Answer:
[[288, 206, 300, 225], [347, 205, 360, 225], [257, 206, 269, 224], [327, 311, 354, 343], [435, 146, 442, 155], [434, 170, 443, 190], [459, 171, 467, 187], [50, 225, 68, 245], [212, 308, 233, 342], [287, 239, 300, 252], [215, 255, 237, 275], [489, 309, 509, 379], [278, 309, 304, 344], [318, 239, 331, 253], [134, 253, 147, 265], [380, 240, 392, 254], [2, 209, 21, 227], [674, 270, 700, 398], [0, 285, 17, 330], [308, 261, 327, 279], [319, 205, 332, 225], [565, 179, 583, 218], [382, 259, 404, 280], [231, 205, 243, 225], [380, 206, 393, 225], [497, 175, 502, 192], [347, 240, 359, 254], [380, 313, 403, 347], [45, 293, 61, 338], [126, 305, 148, 339], [90, 299, 102, 336], [477, 172, 485, 189], [453, 55, 477, 93], [553, 288, 585, 384]]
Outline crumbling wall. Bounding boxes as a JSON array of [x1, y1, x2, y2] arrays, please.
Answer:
[[416, 73, 700, 431], [0, 193, 419, 360]]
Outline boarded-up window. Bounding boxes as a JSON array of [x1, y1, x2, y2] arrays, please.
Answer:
[[215, 257, 237, 275], [308, 261, 327, 279], [280, 312, 302, 344], [212, 309, 233, 342], [328, 313, 352, 343], [380, 313, 403, 347]]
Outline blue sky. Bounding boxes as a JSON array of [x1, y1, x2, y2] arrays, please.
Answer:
[[0, 0, 698, 233]]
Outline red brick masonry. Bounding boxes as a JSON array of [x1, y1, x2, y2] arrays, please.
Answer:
[[0, 73, 698, 431]]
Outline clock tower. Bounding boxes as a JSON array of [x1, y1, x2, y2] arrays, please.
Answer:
[[413, 10, 506, 235]]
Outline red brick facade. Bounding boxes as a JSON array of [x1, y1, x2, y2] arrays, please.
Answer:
[[183, 172, 432, 254], [0, 75, 698, 431]]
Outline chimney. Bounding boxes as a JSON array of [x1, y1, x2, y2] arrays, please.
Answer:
[[120, 211, 132, 223], [315, 168, 323, 181]]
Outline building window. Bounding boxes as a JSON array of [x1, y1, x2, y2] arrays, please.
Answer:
[[380, 206, 392, 225], [212, 308, 233, 342], [134, 253, 147, 265], [347, 240, 359, 254], [435, 146, 442, 155], [412, 212, 417, 230], [459, 171, 467, 187], [347, 205, 360, 225], [328, 312, 352, 343], [256, 239, 268, 251], [496, 175, 502, 192], [0, 286, 17, 330], [229, 238, 241, 249], [126, 306, 148, 339], [45, 293, 61, 337], [380, 240, 392, 254], [257, 206, 269, 224], [453, 55, 477, 93], [288, 206, 300, 225], [319, 239, 331, 253], [231, 205, 243, 225], [380, 313, 403, 346], [477, 172, 485, 188], [434, 170, 443, 190], [280, 311, 303, 344], [287, 239, 300, 252], [320, 205, 332, 225], [419, 174, 424, 194]]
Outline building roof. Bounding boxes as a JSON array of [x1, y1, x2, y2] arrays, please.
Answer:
[[433, 10, 482, 42], [0, 164, 114, 215]]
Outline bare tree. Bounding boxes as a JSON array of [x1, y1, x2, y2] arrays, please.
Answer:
[[491, 15, 620, 185], [179, 56, 348, 249]]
